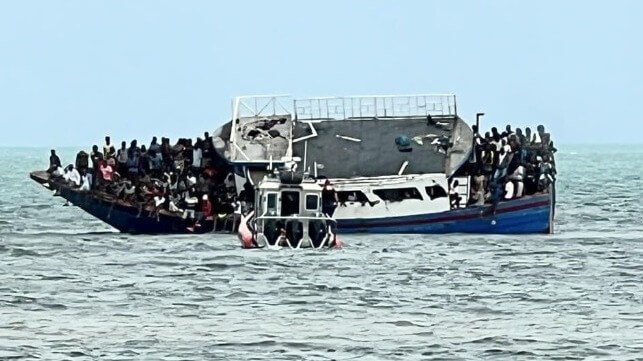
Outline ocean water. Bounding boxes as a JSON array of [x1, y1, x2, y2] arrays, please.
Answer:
[[0, 145, 641, 360]]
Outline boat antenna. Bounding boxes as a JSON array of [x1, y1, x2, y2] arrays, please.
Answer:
[[476, 112, 485, 131], [469, 112, 485, 164]]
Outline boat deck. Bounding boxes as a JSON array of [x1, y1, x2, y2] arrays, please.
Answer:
[[292, 115, 472, 178]]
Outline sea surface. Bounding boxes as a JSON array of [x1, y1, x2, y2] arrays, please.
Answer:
[[0, 145, 642, 360]]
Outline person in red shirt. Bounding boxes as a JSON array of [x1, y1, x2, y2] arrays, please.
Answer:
[[191, 194, 213, 229], [188, 194, 213, 231], [201, 194, 213, 220]]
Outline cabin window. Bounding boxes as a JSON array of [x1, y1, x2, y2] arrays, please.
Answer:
[[372, 188, 423, 202], [266, 193, 277, 210], [425, 185, 447, 200], [305, 194, 319, 211], [281, 191, 300, 216], [337, 190, 369, 204]]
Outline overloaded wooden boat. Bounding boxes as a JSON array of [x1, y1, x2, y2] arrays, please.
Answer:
[[30, 93, 557, 235], [30, 170, 217, 234]]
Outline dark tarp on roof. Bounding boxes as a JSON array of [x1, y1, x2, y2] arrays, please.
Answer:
[[292, 116, 472, 179]]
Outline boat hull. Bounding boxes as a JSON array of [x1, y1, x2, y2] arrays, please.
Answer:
[[58, 187, 215, 234], [336, 193, 552, 234], [31, 171, 554, 235]]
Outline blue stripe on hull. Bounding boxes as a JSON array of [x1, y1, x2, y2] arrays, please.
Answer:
[[337, 194, 552, 234], [58, 186, 553, 235], [60, 188, 212, 234]]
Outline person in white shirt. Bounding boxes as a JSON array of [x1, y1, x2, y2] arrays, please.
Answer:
[[103, 136, 116, 158], [509, 164, 525, 198], [79, 170, 92, 191], [504, 181, 515, 200], [64, 165, 81, 187], [192, 140, 203, 169], [52, 166, 64, 178]]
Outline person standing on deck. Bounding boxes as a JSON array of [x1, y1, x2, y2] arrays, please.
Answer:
[[126, 140, 140, 181], [148, 136, 161, 154], [202, 132, 213, 163], [116, 141, 128, 177], [90, 145, 103, 171], [321, 180, 338, 217], [103, 136, 116, 158], [192, 138, 203, 171]]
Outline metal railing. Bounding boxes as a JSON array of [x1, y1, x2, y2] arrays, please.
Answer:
[[229, 95, 293, 161], [226, 94, 457, 161], [293, 94, 457, 121], [231, 95, 292, 120]]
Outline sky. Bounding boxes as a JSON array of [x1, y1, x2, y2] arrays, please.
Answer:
[[1, 0, 642, 147]]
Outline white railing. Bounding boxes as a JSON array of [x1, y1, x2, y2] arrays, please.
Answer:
[[229, 95, 293, 161], [293, 94, 457, 121], [231, 95, 292, 120]]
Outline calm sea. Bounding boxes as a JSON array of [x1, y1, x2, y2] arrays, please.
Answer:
[[0, 145, 641, 360]]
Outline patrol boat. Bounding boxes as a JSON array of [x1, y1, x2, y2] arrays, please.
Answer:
[[238, 169, 340, 249], [215, 94, 556, 234]]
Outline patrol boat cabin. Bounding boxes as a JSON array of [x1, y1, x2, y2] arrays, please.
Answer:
[[239, 170, 340, 248]]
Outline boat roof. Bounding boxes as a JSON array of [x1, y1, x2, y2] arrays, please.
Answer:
[[217, 94, 473, 178], [258, 176, 322, 191], [292, 115, 471, 178]]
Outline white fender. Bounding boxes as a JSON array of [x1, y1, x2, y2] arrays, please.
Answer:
[[238, 211, 255, 248]]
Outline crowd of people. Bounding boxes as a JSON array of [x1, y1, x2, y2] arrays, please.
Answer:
[[42, 123, 556, 225], [46, 133, 251, 228], [450, 124, 557, 209]]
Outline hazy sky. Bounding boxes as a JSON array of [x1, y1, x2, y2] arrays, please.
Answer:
[[1, 1, 642, 147]]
